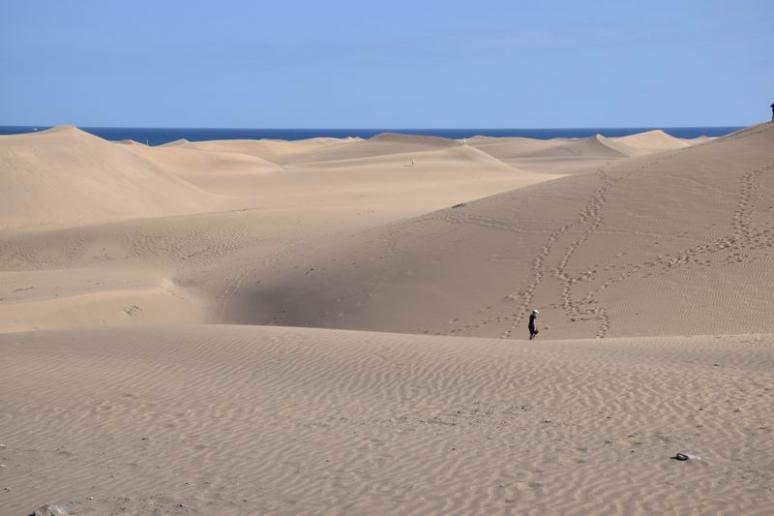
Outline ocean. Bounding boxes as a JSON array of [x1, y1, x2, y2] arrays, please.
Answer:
[[0, 126, 742, 146]]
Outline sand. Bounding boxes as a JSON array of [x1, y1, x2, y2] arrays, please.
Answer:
[[1, 326, 772, 515], [2, 124, 773, 514], [237, 124, 774, 340]]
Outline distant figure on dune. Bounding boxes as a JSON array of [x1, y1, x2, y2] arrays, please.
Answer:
[[528, 309, 539, 340], [771, 102, 774, 122]]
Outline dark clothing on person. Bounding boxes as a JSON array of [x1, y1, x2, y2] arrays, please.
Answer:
[[771, 102, 774, 122], [528, 313, 538, 340]]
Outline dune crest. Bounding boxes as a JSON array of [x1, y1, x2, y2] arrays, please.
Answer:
[[0, 126, 214, 229], [611, 129, 693, 155]]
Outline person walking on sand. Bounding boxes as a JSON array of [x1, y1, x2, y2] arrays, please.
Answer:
[[771, 101, 774, 122], [528, 309, 539, 340]]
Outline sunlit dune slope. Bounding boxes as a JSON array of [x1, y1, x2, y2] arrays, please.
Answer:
[[0, 127, 214, 229], [230, 124, 774, 339]]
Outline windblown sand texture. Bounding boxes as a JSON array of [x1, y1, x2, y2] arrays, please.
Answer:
[[1, 125, 773, 515]]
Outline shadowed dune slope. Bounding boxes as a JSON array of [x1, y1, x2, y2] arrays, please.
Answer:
[[229, 123, 774, 339], [1, 325, 772, 515], [0, 136, 550, 333]]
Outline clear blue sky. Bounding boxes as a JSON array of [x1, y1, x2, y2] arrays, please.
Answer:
[[1, 0, 772, 128]]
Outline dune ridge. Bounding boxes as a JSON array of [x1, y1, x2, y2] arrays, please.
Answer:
[[179, 137, 362, 164], [0, 127, 214, 229]]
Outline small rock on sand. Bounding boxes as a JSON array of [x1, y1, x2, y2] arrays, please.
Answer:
[[30, 505, 69, 516], [671, 452, 701, 461]]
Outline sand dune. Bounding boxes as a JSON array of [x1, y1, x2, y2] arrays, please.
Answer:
[[294, 142, 516, 170], [0, 126, 742, 336], [467, 134, 631, 161], [282, 132, 463, 164], [179, 137, 361, 165], [1, 325, 772, 515], [230, 123, 774, 339], [0, 127, 214, 229], [160, 138, 191, 147], [468, 136, 572, 160], [1, 124, 767, 515], [0, 134, 549, 334], [0, 277, 204, 333], [611, 129, 694, 156], [124, 142, 283, 176], [468, 131, 703, 173], [518, 134, 628, 159]]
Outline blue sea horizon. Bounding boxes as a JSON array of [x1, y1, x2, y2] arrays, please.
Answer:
[[0, 125, 743, 146]]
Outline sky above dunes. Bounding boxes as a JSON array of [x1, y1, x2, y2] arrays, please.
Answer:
[[1, 0, 772, 128]]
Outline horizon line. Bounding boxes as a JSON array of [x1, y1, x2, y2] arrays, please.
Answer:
[[0, 124, 749, 130]]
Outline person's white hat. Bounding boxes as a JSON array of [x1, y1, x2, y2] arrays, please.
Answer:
[[532, 309, 539, 314]]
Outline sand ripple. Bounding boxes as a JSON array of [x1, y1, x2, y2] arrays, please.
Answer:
[[1, 326, 772, 514]]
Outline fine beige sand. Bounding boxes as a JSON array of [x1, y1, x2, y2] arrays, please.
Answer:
[[2, 124, 773, 515], [1, 326, 772, 515], [237, 124, 774, 339]]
